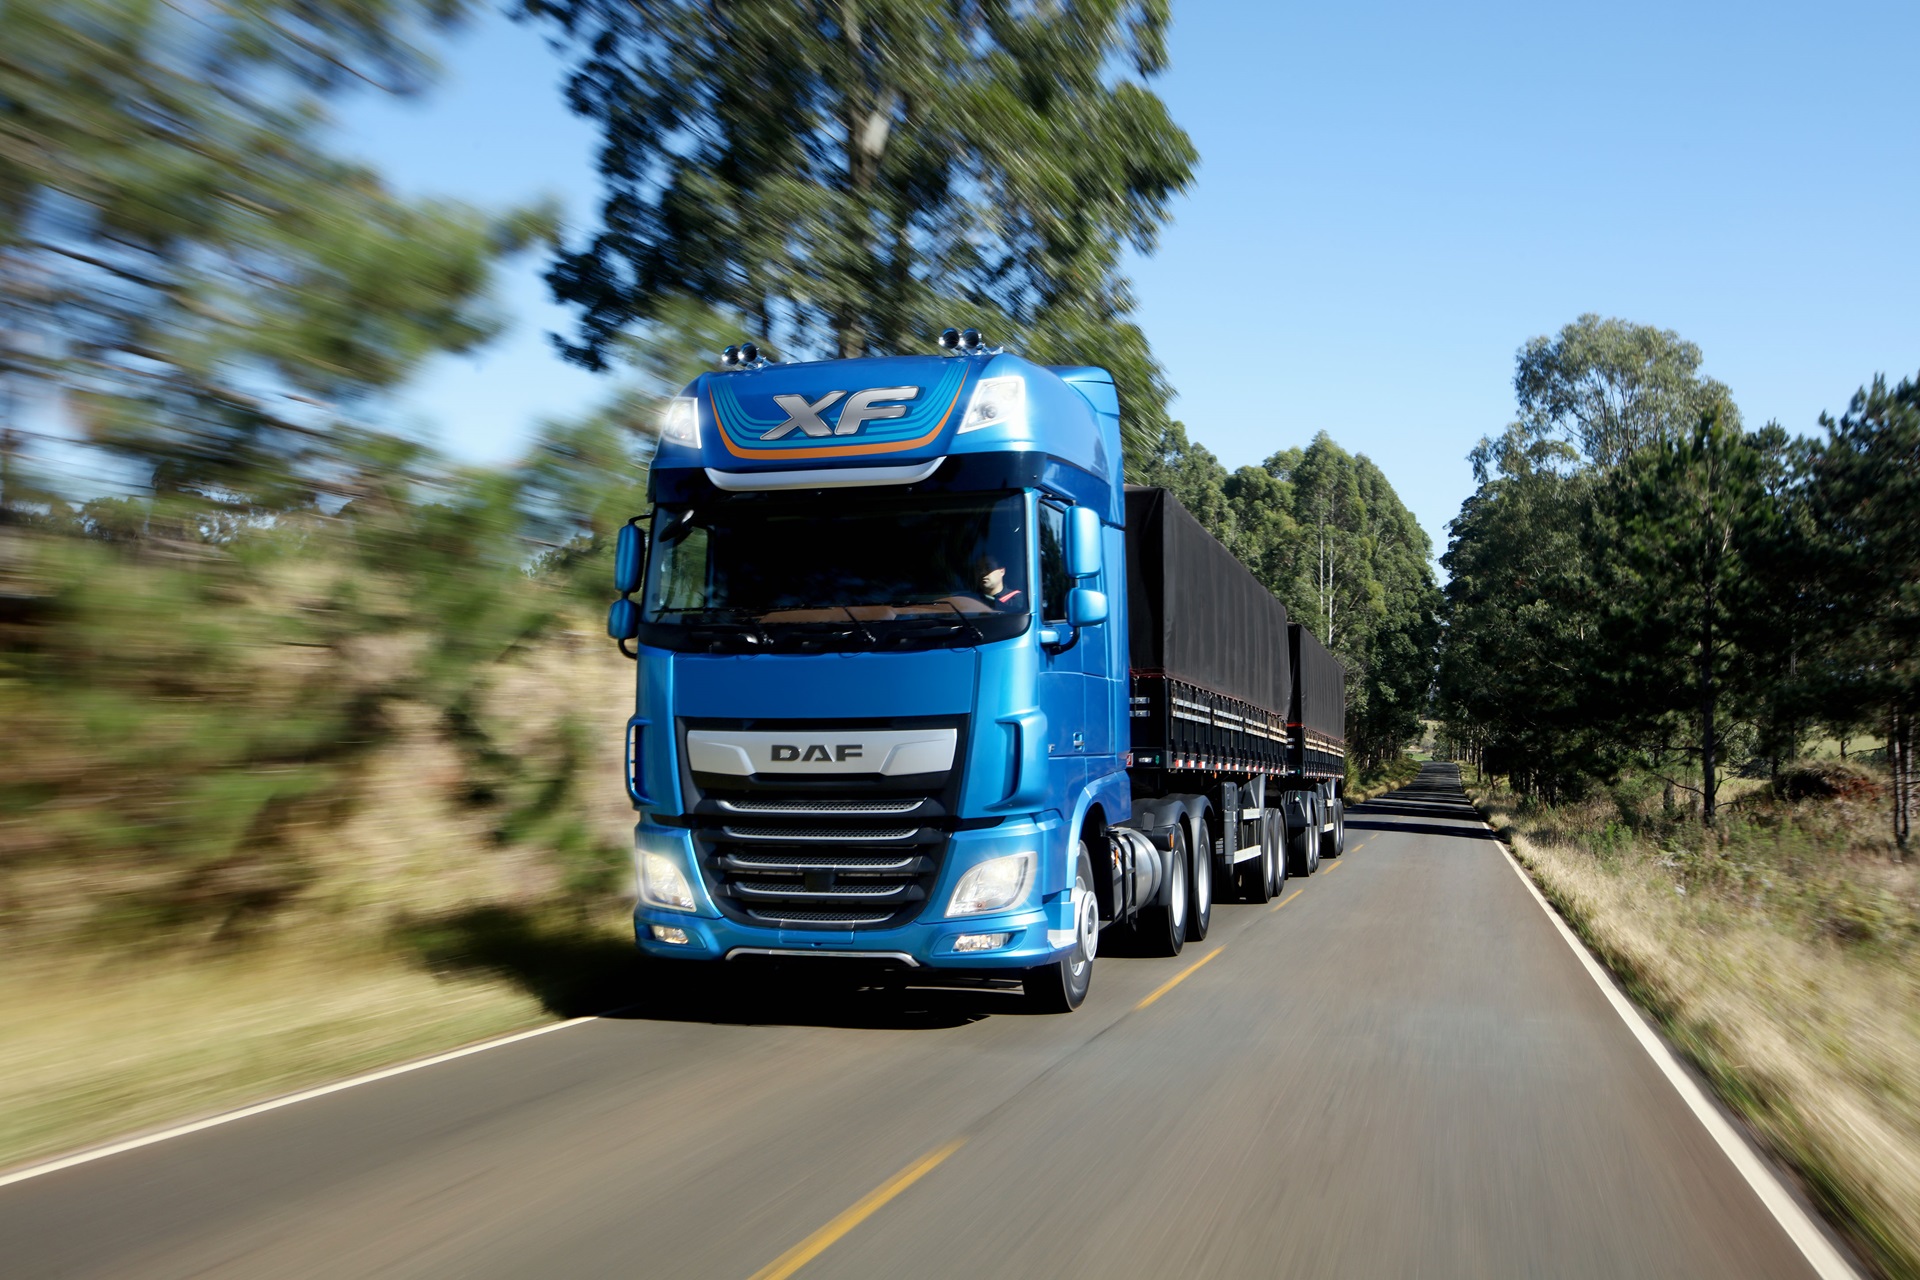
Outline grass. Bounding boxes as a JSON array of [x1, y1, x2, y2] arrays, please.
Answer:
[[1469, 769, 1920, 1280], [0, 945, 548, 1172]]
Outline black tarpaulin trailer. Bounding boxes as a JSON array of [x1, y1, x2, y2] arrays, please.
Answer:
[[1123, 487, 1291, 773], [1288, 622, 1347, 780]]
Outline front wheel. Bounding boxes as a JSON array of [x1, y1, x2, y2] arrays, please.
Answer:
[[1023, 844, 1098, 1012]]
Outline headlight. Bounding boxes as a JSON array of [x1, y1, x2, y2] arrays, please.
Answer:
[[639, 847, 696, 911], [948, 851, 1034, 916], [660, 397, 699, 447], [957, 376, 1025, 434]]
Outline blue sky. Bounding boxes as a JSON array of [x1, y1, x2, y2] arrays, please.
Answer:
[[336, 0, 1920, 558]]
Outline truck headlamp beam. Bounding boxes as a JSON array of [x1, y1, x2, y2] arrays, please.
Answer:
[[660, 397, 699, 448], [957, 376, 1026, 435], [948, 851, 1034, 916], [639, 847, 697, 912]]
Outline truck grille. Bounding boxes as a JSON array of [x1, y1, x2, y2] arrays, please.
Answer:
[[680, 718, 963, 931]]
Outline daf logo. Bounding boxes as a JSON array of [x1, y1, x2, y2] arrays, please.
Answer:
[[771, 743, 864, 763], [763, 386, 919, 440]]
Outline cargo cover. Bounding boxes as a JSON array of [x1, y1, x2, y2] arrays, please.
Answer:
[[1124, 486, 1290, 715], [1289, 622, 1347, 746]]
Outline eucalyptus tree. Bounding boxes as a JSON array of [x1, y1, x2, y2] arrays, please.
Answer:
[[524, 0, 1196, 458], [1480, 313, 1740, 473]]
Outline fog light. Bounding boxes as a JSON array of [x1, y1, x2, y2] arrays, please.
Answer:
[[651, 925, 690, 945], [953, 932, 1013, 953]]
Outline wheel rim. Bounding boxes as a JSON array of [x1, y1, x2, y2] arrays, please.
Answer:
[[1070, 872, 1097, 974]]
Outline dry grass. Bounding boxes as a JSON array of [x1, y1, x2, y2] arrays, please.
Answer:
[[0, 946, 547, 1172], [0, 624, 642, 1174], [1473, 778, 1920, 1279]]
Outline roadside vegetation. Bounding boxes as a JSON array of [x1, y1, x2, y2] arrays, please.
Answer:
[[1472, 765, 1920, 1279], [1440, 317, 1920, 1277]]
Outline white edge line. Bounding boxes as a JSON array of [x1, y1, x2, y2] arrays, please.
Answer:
[[0, 1015, 599, 1191], [1485, 818, 1861, 1280]]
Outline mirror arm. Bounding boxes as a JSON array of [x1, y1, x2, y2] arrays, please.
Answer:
[[1040, 623, 1079, 654], [617, 636, 638, 660]]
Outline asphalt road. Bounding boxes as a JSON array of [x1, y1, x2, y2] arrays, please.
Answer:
[[1, 765, 1838, 1278]]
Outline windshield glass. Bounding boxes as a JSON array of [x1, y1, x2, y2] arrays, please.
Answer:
[[641, 491, 1031, 649]]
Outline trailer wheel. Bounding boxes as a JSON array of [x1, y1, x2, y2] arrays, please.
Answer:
[[1287, 821, 1316, 876], [1239, 809, 1274, 903], [1323, 798, 1346, 858], [1135, 822, 1188, 957], [1023, 844, 1097, 1013], [1266, 808, 1288, 897], [1187, 811, 1213, 941]]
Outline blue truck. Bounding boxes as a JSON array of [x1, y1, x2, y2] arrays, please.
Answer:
[[606, 331, 1346, 1011]]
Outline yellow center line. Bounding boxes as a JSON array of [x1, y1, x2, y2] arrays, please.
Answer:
[[1269, 887, 1304, 913], [747, 1137, 967, 1280], [1322, 861, 1341, 874], [1135, 945, 1227, 1009]]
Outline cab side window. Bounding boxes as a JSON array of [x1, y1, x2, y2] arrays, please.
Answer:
[[1038, 502, 1071, 623]]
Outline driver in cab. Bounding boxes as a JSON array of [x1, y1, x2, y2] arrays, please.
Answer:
[[970, 552, 1026, 612]]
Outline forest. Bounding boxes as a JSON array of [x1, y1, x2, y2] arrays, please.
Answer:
[[1438, 314, 1920, 850]]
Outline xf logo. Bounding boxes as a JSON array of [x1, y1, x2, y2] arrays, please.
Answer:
[[763, 387, 919, 440]]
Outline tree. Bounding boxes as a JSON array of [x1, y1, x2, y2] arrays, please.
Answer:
[[523, 0, 1196, 460], [1804, 372, 1920, 851], [1482, 313, 1740, 473], [1, 0, 543, 523], [1592, 410, 1783, 826]]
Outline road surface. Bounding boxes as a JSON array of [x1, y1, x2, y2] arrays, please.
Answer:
[[0, 765, 1841, 1278]]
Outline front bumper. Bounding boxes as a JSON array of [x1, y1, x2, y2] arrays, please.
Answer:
[[632, 816, 1072, 969]]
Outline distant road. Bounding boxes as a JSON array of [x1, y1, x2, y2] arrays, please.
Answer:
[[0, 765, 1844, 1278]]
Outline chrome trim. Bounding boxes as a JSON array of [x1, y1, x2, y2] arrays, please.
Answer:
[[725, 948, 920, 966], [717, 798, 922, 816], [704, 458, 945, 491]]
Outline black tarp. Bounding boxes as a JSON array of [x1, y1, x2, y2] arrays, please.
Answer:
[[1124, 486, 1290, 716], [1289, 622, 1347, 744]]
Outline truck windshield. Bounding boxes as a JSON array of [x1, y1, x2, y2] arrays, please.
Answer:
[[640, 491, 1031, 650]]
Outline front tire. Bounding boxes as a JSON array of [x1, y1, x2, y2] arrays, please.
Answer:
[[1023, 844, 1098, 1013]]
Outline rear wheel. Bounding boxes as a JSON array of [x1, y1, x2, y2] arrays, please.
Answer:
[[1266, 809, 1288, 896], [1023, 844, 1098, 1012], [1323, 798, 1346, 858], [1287, 817, 1316, 876], [1187, 813, 1213, 940], [1240, 810, 1274, 903], [1136, 823, 1188, 957]]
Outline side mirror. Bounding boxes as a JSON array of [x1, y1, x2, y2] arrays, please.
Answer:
[[607, 597, 639, 641], [614, 520, 647, 595], [1066, 506, 1101, 579], [1067, 587, 1108, 628]]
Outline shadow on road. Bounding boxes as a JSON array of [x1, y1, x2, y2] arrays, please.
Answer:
[[399, 903, 1029, 1030], [1345, 819, 1496, 842]]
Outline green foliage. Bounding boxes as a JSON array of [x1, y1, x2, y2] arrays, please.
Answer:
[[524, 0, 1195, 461], [1443, 311, 1920, 851], [1, 0, 548, 516]]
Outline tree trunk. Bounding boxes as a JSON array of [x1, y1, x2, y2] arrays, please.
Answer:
[[1893, 708, 1912, 855]]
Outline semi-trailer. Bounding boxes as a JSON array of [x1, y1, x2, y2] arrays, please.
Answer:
[[606, 333, 1347, 1010]]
